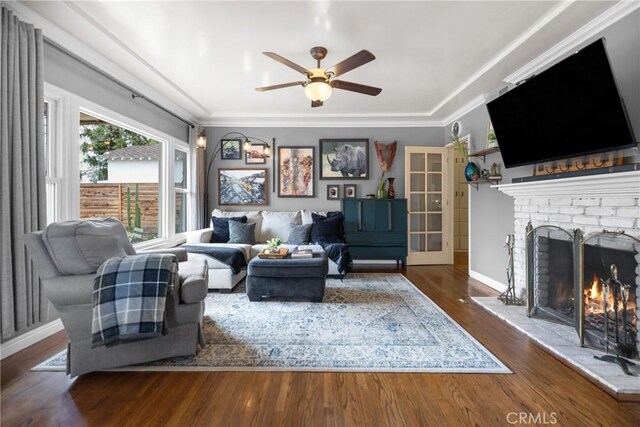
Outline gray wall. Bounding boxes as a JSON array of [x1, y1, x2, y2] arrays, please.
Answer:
[[205, 127, 445, 212], [44, 43, 189, 141], [448, 10, 640, 286]]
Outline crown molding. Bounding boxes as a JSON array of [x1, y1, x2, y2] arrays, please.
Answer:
[[504, 0, 640, 84], [202, 115, 444, 128], [4, 0, 202, 124], [440, 95, 488, 127]]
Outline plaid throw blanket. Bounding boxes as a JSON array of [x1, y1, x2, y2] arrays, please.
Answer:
[[92, 253, 178, 347]]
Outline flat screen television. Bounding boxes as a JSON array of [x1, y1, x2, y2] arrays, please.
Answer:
[[486, 38, 637, 168]]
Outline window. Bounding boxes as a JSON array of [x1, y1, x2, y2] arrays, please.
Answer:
[[174, 149, 189, 234], [79, 113, 161, 243], [44, 97, 61, 225], [43, 83, 190, 247]]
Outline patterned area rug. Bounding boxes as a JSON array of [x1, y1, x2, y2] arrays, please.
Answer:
[[34, 274, 509, 373]]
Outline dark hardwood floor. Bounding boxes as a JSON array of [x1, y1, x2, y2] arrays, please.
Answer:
[[2, 256, 639, 426]]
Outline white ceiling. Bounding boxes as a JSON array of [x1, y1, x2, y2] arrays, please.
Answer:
[[19, 1, 622, 125]]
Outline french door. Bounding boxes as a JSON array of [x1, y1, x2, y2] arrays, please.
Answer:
[[404, 146, 453, 265]]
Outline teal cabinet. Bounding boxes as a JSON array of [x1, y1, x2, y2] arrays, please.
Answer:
[[342, 199, 408, 266]]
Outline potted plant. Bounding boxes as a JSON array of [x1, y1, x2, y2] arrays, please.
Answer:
[[265, 237, 282, 253], [451, 133, 480, 182]]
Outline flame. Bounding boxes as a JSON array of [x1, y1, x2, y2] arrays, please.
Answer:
[[584, 274, 637, 316]]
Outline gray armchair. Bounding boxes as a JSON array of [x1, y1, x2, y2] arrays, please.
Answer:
[[24, 219, 208, 376]]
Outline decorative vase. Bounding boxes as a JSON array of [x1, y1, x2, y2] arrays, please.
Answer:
[[376, 188, 386, 199], [464, 161, 481, 182], [386, 177, 396, 199]]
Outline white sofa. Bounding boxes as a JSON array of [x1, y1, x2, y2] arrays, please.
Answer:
[[185, 209, 341, 291]]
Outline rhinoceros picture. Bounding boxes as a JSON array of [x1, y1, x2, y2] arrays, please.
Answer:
[[320, 139, 369, 179]]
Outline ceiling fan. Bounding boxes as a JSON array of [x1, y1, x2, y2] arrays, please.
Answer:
[[255, 46, 382, 108]]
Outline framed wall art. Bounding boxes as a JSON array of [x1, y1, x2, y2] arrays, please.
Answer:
[[343, 184, 357, 199], [221, 139, 242, 160], [218, 168, 268, 206], [319, 138, 369, 180], [245, 143, 267, 164], [278, 146, 315, 197], [327, 185, 340, 200]]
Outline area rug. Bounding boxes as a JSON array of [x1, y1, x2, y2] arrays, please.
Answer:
[[34, 274, 510, 373]]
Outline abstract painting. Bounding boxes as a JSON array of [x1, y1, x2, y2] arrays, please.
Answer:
[[319, 139, 369, 179], [278, 146, 314, 197], [218, 168, 268, 206]]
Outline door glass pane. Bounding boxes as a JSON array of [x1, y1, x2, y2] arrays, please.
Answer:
[[410, 194, 425, 212], [428, 214, 442, 232], [410, 173, 425, 192], [427, 194, 442, 211], [427, 173, 442, 192], [410, 214, 426, 232], [410, 234, 425, 252], [428, 234, 442, 251], [174, 150, 187, 189], [410, 153, 425, 171], [427, 154, 442, 172]]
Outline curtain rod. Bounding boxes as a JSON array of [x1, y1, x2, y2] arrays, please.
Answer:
[[45, 38, 196, 128]]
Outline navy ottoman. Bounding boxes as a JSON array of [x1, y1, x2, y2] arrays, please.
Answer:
[[246, 253, 328, 302]]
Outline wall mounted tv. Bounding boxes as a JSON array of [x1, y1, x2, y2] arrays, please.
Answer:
[[486, 38, 637, 169]]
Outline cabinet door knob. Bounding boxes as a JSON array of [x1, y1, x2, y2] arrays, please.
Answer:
[[455, 190, 458, 197]]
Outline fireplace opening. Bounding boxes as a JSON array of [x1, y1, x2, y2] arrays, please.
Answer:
[[526, 226, 576, 326]]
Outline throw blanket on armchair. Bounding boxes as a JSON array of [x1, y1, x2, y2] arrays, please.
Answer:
[[183, 245, 247, 274], [92, 253, 177, 347]]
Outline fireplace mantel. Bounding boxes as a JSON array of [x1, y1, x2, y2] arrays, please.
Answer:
[[494, 171, 640, 198]]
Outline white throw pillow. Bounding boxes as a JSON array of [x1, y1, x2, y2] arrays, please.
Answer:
[[211, 209, 262, 242], [260, 211, 301, 242]]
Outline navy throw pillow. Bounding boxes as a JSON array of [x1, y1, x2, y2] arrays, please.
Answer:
[[211, 216, 247, 243], [310, 212, 344, 244]]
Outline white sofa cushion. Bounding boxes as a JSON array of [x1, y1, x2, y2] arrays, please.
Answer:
[[259, 211, 301, 243], [212, 209, 262, 242], [301, 210, 327, 225]]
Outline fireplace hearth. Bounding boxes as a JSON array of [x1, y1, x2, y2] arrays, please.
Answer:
[[526, 224, 639, 369]]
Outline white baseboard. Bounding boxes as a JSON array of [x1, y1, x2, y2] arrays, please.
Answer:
[[469, 269, 508, 292], [0, 319, 64, 360]]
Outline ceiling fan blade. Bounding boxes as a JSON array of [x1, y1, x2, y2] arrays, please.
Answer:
[[331, 80, 382, 96], [263, 52, 309, 75], [311, 100, 323, 108], [327, 50, 375, 78], [255, 81, 306, 92]]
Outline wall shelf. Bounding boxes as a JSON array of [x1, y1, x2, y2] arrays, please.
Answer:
[[467, 176, 502, 190], [468, 146, 500, 162]]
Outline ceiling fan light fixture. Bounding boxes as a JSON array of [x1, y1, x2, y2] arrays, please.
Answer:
[[304, 81, 332, 102]]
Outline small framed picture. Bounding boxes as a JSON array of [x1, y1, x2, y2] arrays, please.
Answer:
[[221, 139, 242, 160], [343, 184, 357, 198], [327, 185, 340, 200], [245, 143, 266, 164]]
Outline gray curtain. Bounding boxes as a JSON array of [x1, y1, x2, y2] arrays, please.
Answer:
[[0, 7, 46, 340]]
